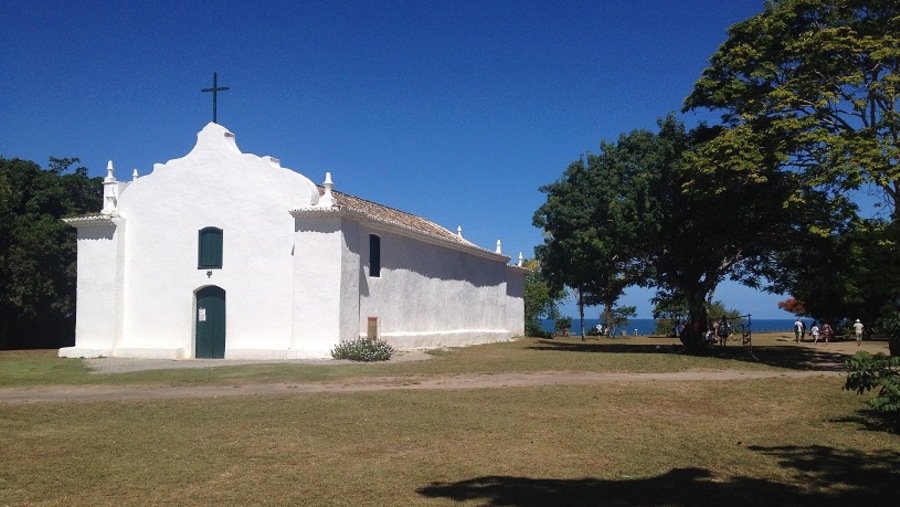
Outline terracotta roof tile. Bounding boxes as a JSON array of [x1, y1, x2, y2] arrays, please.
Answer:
[[324, 188, 500, 257]]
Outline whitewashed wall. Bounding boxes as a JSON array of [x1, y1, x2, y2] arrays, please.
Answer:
[[355, 223, 517, 348], [290, 213, 355, 357], [59, 219, 124, 358], [505, 266, 526, 336], [65, 124, 321, 359]]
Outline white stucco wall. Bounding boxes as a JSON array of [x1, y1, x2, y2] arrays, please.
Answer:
[[68, 123, 322, 359], [291, 213, 346, 357], [505, 266, 526, 336], [59, 218, 124, 358], [356, 223, 517, 348]]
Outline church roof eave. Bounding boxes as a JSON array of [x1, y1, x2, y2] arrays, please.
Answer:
[[62, 213, 119, 228], [290, 195, 510, 264]]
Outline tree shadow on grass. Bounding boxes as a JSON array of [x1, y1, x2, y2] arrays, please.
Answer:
[[417, 446, 898, 506], [831, 407, 900, 434], [720, 344, 848, 372], [527, 339, 849, 372]]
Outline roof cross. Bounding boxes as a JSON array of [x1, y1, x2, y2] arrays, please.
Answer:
[[201, 72, 230, 124]]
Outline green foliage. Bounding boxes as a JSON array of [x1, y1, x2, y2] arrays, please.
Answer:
[[330, 338, 395, 362], [874, 311, 900, 356], [684, 0, 900, 219], [523, 259, 565, 337], [532, 129, 649, 323], [676, 0, 900, 347], [554, 316, 573, 334], [0, 157, 102, 348], [844, 351, 900, 423], [774, 219, 900, 327], [707, 300, 742, 321], [606, 305, 636, 336], [534, 116, 803, 353]]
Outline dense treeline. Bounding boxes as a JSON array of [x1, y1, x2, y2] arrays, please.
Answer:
[[0, 157, 101, 349]]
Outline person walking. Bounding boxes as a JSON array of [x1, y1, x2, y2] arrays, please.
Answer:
[[853, 319, 864, 346], [794, 318, 803, 343], [811, 322, 820, 344], [821, 323, 833, 345]]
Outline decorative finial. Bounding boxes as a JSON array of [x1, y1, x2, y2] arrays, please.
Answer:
[[318, 172, 336, 208], [132, 168, 139, 181], [457, 226, 463, 238], [105, 160, 116, 182], [496, 240, 502, 254], [101, 161, 118, 214], [518, 252, 524, 267]]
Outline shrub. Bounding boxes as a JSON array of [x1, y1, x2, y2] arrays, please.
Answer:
[[331, 338, 395, 362], [554, 316, 573, 334], [875, 311, 900, 356], [844, 351, 900, 426], [525, 320, 551, 338]]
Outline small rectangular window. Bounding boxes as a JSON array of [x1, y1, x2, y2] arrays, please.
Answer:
[[198, 227, 223, 269], [369, 234, 381, 277]]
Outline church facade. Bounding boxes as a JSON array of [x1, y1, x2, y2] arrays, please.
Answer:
[[59, 123, 525, 360]]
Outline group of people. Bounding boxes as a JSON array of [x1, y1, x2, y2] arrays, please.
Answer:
[[704, 319, 732, 346], [794, 318, 865, 346]]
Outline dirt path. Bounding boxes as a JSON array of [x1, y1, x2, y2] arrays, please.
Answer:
[[3, 338, 881, 404], [0, 369, 842, 404]]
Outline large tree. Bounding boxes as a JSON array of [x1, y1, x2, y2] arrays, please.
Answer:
[[535, 117, 814, 352], [0, 157, 101, 349], [684, 0, 899, 219], [533, 130, 646, 339], [642, 119, 814, 352], [684, 0, 900, 342]]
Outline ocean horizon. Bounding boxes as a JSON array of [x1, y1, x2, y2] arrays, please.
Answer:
[[540, 318, 802, 336]]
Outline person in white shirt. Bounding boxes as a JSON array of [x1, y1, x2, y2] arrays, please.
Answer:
[[853, 319, 864, 346]]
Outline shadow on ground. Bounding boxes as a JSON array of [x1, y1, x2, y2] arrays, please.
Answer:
[[417, 445, 898, 507], [527, 339, 850, 371]]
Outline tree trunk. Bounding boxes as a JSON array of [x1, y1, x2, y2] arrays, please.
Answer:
[[680, 289, 710, 354], [0, 319, 9, 350], [604, 302, 613, 337], [578, 290, 586, 341]]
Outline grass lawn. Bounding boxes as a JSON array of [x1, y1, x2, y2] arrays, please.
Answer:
[[1, 334, 897, 506]]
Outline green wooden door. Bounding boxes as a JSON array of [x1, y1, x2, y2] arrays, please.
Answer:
[[195, 286, 226, 358]]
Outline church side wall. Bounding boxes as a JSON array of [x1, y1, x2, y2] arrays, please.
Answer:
[[505, 267, 526, 336], [60, 221, 124, 358], [357, 225, 514, 348], [339, 219, 362, 345], [291, 214, 347, 357]]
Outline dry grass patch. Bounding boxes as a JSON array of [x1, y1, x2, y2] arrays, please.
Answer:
[[2, 376, 897, 506], [1, 334, 896, 506], [0, 333, 845, 389]]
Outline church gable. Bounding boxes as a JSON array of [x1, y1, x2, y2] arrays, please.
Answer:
[[117, 123, 321, 218]]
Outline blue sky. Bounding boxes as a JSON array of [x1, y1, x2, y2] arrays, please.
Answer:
[[2, 0, 801, 318]]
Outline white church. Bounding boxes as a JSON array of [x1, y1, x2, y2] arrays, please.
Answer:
[[59, 123, 526, 360]]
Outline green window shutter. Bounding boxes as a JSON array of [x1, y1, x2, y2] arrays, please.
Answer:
[[198, 227, 223, 269], [369, 234, 381, 277]]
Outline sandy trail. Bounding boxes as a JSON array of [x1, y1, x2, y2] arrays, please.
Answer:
[[0, 369, 841, 404], [2, 338, 880, 404]]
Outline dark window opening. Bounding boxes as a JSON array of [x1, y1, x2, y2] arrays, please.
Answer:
[[369, 234, 381, 277], [198, 227, 223, 269]]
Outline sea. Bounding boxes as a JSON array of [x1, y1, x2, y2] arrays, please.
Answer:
[[540, 318, 804, 336]]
